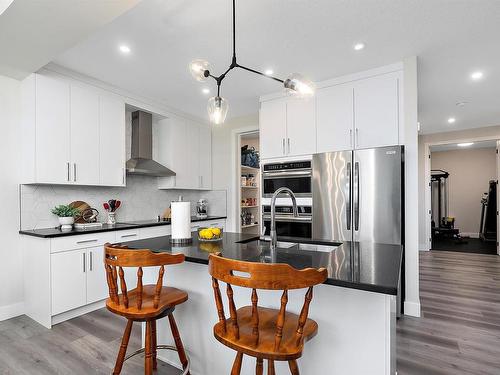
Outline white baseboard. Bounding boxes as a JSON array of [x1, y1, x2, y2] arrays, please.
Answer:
[[419, 243, 430, 251], [0, 302, 25, 321], [460, 232, 480, 238], [404, 301, 421, 317]]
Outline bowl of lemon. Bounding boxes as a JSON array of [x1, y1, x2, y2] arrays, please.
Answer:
[[197, 226, 223, 242]]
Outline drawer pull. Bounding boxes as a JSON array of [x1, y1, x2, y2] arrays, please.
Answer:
[[76, 239, 98, 244], [121, 233, 138, 238]]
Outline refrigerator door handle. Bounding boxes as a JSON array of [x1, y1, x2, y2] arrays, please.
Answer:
[[354, 161, 360, 231], [346, 162, 351, 230]]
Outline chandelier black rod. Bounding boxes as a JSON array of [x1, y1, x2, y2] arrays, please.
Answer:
[[205, 0, 286, 97]]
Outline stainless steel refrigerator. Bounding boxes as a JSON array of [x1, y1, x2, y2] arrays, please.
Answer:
[[312, 145, 404, 315], [312, 145, 403, 245]]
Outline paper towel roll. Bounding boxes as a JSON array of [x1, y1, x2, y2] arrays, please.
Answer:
[[171, 201, 191, 241]]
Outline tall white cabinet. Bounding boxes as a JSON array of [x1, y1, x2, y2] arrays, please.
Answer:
[[21, 71, 126, 186], [260, 67, 403, 159], [157, 116, 212, 190]]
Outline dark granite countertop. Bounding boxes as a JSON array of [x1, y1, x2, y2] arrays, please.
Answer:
[[118, 232, 403, 296], [18, 216, 227, 238]]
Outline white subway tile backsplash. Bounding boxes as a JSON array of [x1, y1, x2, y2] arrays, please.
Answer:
[[20, 175, 226, 230]]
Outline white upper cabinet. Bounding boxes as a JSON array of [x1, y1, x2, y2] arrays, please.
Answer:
[[34, 73, 71, 184], [316, 83, 354, 153], [260, 67, 402, 157], [260, 98, 314, 159], [353, 72, 400, 149], [21, 72, 126, 186], [100, 94, 126, 186], [157, 117, 212, 190], [259, 99, 287, 159], [286, 98, 316, 156], [70, 84, 100, 185]]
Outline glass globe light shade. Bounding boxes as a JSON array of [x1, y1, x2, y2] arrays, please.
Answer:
[[284, 73, 315, 98], [189, 59, 210, 82], [207, 96, 228, 125]]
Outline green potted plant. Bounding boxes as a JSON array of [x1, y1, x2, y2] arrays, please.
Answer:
[[51, 204, 79, 230]]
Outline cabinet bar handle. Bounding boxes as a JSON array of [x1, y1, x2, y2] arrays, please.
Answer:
[[122, 168, 125, 185], [83, 252, 86, 273], [121, 233, 138, 238], [90, 251, 93, 271], [349, 129, 353, 148], [76, 239, 98, 244], [287, 138, 290, 154], [67, 162, 70, 181], [282, 138, 285, 155], [355, 128, 359, 148], [73, 163, 77, 182]]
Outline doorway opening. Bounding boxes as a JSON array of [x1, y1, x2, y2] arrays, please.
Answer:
[[428, 140, 498, 255]]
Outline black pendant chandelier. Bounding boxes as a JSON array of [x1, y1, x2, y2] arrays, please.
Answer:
[[189, 0, 315, 124]]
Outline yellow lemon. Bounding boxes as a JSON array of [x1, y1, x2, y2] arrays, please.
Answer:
[[211, 227, 221, 237]]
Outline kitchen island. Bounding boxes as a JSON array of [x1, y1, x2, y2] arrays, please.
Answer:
[[119, 232, 402, 375]]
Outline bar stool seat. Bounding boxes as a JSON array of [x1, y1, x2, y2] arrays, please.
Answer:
[[106, 285, 188, 320], [214, 306, 318, 360]]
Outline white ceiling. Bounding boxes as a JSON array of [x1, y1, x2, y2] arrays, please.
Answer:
[[0, 0, 140, 79], [52, 0, 500, 133], [430, 140, 497, 152]]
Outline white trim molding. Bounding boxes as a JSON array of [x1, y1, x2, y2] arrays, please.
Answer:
[[404, 301, 421, 317], [0, 302, 24, 322]]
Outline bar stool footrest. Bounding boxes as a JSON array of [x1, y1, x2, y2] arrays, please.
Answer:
[[122, 345, 190, 375]]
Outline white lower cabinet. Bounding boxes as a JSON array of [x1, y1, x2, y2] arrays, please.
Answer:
[[51, 249, 87, 315], [86, 246, 109, 304], [51, 246, 109, 314]]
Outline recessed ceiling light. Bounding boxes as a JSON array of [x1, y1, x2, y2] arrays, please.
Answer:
[[470, 71, 483, 80], [202, 88, 210, 95], [353, 43, 365, 51], [264, 69, 274, 76], [457, 142, 474, 147], [447, 117, 456, 124], [119, 45, 131, 54]]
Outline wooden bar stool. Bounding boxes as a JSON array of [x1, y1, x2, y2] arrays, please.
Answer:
[[104, 243, 191, 375], [208, 253, 327, 375]]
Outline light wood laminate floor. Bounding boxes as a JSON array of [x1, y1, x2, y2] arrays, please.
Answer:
[[397, 250, 500, 375], [2, 250, 499, 374], [0, 308, 180, 374]]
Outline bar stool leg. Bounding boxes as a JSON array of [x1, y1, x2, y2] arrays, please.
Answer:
[[231, 352, 243, 375], [267, 360, 276, 375], [168, 313, 190, 374], [145, 321, 153, 375], [151, 320, 158, 370], [255, 358, 263, 375], [113, 319, 133, 375], [288, 360, 300, 375]]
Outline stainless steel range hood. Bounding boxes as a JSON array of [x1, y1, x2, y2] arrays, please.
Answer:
[[126, 110, 176, 177]]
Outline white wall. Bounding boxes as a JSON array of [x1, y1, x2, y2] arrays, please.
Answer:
[[0, 75, 24, 319], [402, 57, 421, 317], [212, 114, 259, 231]]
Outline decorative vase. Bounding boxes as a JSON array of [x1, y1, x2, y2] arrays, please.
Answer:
[[58, 216, 74, 230], [107, 212, 116, 225]]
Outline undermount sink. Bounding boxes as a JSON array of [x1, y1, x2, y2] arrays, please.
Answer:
[[240, 239, 339, 253]]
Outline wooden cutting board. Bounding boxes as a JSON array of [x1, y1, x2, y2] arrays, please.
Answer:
[[69, 201, 91, 223]]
